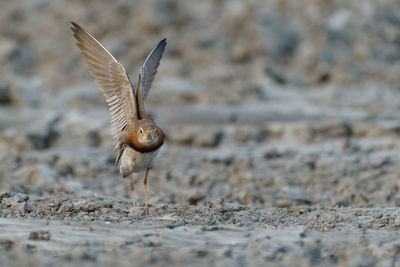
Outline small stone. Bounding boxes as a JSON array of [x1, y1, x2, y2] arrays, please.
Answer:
[[26, 115, 60, 150], [258, 12, 303, 62], [187, 191, 205, 205], [29, 231, 51, 241], [57, 164, 74, 177], [81, 203, 97, 212], [168, 127, 224, 147], [212, 197, 225, 209], [88, 130, 101, 147], [276, 199, 292, 208], [335, 196, 352, 207], [0, 83, 12, 105], [265, 65, 286, 84], [0, 240, 14, 250], [58, 202, 75, 214]]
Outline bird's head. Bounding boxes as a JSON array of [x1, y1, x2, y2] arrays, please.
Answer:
[[124, 119, 165, 151], [136, 119, 162, 146]]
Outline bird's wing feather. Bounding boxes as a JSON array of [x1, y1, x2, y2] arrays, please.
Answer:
[[71, 22, 138, 150], [137, 38, 167, 118]]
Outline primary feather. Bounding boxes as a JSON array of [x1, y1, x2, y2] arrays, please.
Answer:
[[137, 38, 167, 118], [71, 22, 138, 150]]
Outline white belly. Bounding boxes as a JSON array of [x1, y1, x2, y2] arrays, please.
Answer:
[[119, 147, 160, 177]]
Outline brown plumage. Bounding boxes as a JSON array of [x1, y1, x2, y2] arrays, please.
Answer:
[[71, 22, 167, 215]]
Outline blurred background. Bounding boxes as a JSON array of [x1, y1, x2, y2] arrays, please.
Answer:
[[1, 0, 400, 208]]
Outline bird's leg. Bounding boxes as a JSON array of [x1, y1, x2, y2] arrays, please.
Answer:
[[143, 168, 150, 215], [130, 174, 136, 211]]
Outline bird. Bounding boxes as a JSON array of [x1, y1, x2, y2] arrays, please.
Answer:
[[71, 22, 166, 215]]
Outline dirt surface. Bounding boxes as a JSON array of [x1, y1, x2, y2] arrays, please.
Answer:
[[2, 0, 400, 266]]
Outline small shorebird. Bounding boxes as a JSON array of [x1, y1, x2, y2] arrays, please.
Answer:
[[71, 22, 166, 215]]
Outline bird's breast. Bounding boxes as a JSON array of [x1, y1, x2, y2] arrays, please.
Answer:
[[119, 146, 161, 177]]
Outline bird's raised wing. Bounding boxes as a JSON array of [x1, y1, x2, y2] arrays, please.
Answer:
[[137, 38, 167, 119], [71, 22, 138, 149]]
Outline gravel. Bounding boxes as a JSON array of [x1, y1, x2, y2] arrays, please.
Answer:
[[2, 0, 400, 266]]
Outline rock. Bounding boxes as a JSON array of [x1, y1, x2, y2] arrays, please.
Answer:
[[26, 131, 54, 150], [210, 150, 234, 166], [26, 115, 61, 150], [264, 148, 283, 160], [276, 199, 292, 208], [258, 12, 304, 62], [234, 127, 266, 143], [0, 240, 14, 250], [167, 126, 224, 147], [187, 190, 205, 205], [29, 231, 51, 241], [167, 126, 194, 145], [313, 122, 352, 139], [335, 196, 352, 207], [88, 130, 101, 147], [194, 129, 224, 147], [0, 83, 12, 105], [56, 159, 75, 177], [264, 65, 286, 84], [211, 197, 224, 209]]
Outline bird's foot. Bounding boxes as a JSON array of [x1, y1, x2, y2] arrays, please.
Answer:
[[142, 207, 150, 216], [131, 195, 136, 211]]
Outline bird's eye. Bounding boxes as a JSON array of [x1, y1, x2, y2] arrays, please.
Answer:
[[139, 128, 143, 134]]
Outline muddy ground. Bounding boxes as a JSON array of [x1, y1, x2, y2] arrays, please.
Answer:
[[2, 0, 400, 266]]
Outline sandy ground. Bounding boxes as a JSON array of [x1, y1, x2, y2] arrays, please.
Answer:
[[2, 0, 400, 266]]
